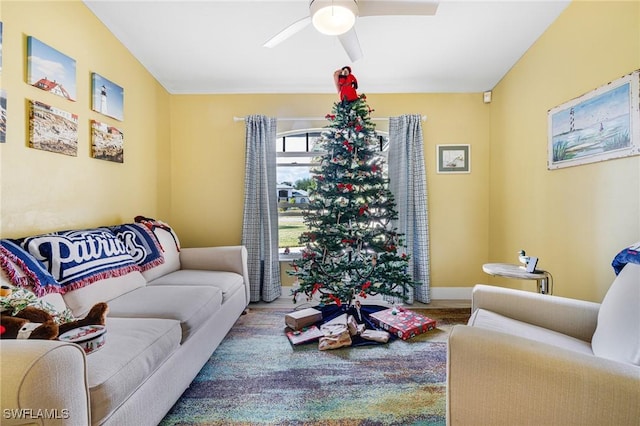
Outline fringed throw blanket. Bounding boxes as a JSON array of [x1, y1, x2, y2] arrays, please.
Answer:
[[0, 239, 61, 296], [110, 223, 164, 271], [18, 228, 140, 294]]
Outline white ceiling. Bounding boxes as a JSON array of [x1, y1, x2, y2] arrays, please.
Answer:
[[82, 0, 570, 95]]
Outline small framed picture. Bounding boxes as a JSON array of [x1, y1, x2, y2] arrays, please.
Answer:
[[437, 144, 470, 173], [91, 120, 124, 163], [91, 73, 124, 121], [27, 36, 77, 102], [29, 100, 78, 156]]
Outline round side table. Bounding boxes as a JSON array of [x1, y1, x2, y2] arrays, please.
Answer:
[[482, 263, 552, 294]]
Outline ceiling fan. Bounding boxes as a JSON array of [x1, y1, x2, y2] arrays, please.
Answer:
[[263, 0, 439, 62]]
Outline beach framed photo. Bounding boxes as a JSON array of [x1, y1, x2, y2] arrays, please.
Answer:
[[29, 100, 78, 156], [91, 120, 124, 163], [1, 21, 4, 73], [27, 36, 76, 101], [548, 69, 640, 170], [0, 89, 6, 143], [91, 73, 124, 121]]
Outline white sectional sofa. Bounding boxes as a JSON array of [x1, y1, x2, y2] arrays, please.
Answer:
[[1, 222, 250, 426]]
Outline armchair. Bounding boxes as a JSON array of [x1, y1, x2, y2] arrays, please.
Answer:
[[447, 263, 640, 426]]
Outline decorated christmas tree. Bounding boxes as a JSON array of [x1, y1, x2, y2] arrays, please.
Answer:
[[290, 71, 416, 309]]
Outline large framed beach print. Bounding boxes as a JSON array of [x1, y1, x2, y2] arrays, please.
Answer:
[[548, 70, 640, 170]]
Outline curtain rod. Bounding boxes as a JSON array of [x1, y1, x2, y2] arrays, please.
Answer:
[[233, 115, 427, 122]]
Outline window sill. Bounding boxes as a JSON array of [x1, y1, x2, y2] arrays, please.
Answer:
[[279, 248, 303, 262]]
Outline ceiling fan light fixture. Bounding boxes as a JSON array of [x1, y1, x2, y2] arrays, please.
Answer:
[[310, 0, 358, 36]]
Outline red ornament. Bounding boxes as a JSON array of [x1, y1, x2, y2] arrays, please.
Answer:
[[328, 294, 342, 307], [343, 141, 354, 152], [337, 183, 353, 192], [302, 250, 317, 259], [358, 204, 369, 216], [0, 325, 5, 335]]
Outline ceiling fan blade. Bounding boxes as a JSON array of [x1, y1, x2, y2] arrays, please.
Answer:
[[338, 28, 363, 62], [358, 0, 439, 17], [263, 16, 311, 48]]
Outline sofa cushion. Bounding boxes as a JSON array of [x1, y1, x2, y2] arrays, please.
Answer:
[[468, 308, 593, 356], [591, 263, 640, 365], [106, 285, 222, 343], [86, 317, 181, 425], [141, 228, 181, 282], [62, 270, 146, 317], [148, 270, 244, 302]]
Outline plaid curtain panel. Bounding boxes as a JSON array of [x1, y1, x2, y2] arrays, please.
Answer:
[[241, 115, 281, 302], [388, 115, 431, 304]]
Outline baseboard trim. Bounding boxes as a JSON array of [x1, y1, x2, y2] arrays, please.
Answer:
[[430, 287, 473, 300], [282, 286, 472, 301]]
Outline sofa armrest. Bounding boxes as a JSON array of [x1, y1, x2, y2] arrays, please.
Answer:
[[179, 245, 250, 303], [471, 284, 600, 342], [1, 340, 90, 426], [447, 325, 640, 426]]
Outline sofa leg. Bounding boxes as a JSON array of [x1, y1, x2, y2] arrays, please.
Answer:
[[242, 308, 250, 315]]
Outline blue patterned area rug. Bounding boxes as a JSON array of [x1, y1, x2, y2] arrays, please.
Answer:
[[159, 307, 470, 426]]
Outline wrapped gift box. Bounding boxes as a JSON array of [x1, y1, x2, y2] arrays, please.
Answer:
[[285, 307, 323, 330], [286, 325, 324, 345], [369, 307, 436, 340]]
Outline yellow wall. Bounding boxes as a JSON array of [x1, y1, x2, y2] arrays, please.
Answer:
[[489, 1, 640, 301], [0, 1, 171, 238], [169, 93, 490, 289], [2, 1, 638, 301]]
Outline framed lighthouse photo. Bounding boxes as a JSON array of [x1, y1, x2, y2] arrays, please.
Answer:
[[91, 73, 124, 121], [548, 69, 640, 170]]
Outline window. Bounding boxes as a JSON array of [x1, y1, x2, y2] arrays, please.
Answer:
[[277, 129, 388, 259]]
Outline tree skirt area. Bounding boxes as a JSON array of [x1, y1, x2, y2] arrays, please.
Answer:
[[159, 307, 471, 426]]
